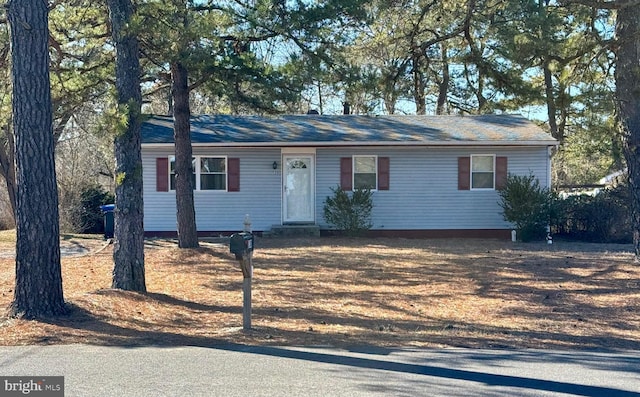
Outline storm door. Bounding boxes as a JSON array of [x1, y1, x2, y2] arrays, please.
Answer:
[[283, 155, 314, 223]]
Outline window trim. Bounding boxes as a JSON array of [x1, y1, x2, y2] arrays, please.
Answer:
[[470, 154, 496, 190], [352, 155, 378, 191], [198, 156, 228, 191], [169, 155, 229, 192]]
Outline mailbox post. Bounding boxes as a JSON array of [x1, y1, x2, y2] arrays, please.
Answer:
[[229, 215, 254, 330]]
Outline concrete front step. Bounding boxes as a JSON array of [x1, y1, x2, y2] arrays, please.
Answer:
[[264, 224, 321, 237]]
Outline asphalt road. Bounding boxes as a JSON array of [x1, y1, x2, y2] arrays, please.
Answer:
[[0, 345, 639, 397]]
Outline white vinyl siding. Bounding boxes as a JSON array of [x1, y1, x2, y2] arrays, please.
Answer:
[[143, 145, 551, 232], [316, 146, 550, 231], [143, 148, 281, 232]]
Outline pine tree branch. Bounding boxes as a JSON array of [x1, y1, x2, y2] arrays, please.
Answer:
[[559, 0, 640, 9]]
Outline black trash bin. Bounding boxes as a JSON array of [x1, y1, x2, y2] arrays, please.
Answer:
[[100, 204, 115, 239]]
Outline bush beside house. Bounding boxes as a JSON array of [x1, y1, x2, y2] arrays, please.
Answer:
[[499, 172, 632, 244], [551, 185, 632, 243], [323, 186, 373, 237], [498, 173, 553, 242]]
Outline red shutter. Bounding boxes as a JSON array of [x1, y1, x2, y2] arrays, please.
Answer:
[[340, 157, 352, 191], [458, 157, 470, 190], [156, 158, 169, 192], [228, 158, 240, 192], [496, 156, 508, 190], [378, 157, 390, 190]]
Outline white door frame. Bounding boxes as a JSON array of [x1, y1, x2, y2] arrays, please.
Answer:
[[282, 151, 315, 224]]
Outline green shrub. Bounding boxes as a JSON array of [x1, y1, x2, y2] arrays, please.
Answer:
[[551, 185, 631, 243], [79, 184, 115, 234], [323, 186, 373, 236], [498, 173, 553, 242]]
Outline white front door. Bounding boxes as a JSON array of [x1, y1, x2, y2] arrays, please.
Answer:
[[283, 155, 314, 223]]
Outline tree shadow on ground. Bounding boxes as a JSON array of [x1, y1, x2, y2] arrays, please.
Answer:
[[36, 284, 640, 351], [35, 305, 640, 397], [218, 345, 640, 397], [5, 237, 639, 353]]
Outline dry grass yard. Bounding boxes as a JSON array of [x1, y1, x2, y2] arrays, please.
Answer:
[[0, 232, 639, 349]]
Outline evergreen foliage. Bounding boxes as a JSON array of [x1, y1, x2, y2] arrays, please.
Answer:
[[323, 186, 373, 237], [0, 0, 635, 250], [552, 185, 632, 244], [78, 185, 114, 234], [498, 173, 553, 242]]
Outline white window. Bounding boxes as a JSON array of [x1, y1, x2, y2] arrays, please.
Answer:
[[169, 156, 227, 191], [471, 155, 495, 189], [169, 156, 195, 191], [199, 157, 226, 190], [353, 155, 377, 190]]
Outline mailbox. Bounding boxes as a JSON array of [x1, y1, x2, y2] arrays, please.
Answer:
[[230, 232, 254, 259]]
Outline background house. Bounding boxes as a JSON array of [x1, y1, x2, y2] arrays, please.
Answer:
[[141, 114, 557, 238]]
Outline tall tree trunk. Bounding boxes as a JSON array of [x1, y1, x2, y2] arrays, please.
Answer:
[[476, 70, 486, 114], [167, 90, 174, 116], [7, 0, 66, 318], [171, 61, 199, 248], [412, 53, 427, 115], [436, 42, 450, 115], [382, 65, 400, 114], [615, 4, 640, 260], [383, 79, 397, 115], [107, 0, 146, 291], [316, 81, 324, 115], [543, 59, 560, 140]]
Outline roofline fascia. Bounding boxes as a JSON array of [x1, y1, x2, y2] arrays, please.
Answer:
[[142, 140, 559, 149]]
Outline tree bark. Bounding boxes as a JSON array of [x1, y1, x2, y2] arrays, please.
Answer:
[[412, 53, 427, 115], [615, 4, 640, 259], [436, 42, 450, 115], [171, 61, 199, 248], [107, 0, 146, 291], [7, 0, 66, 318], [543, 59, 561, 140]]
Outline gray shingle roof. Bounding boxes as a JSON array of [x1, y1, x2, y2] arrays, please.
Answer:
[[141, 114, 556, 146]]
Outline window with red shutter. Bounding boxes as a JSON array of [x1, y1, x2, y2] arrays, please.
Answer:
[[459, 155, 506, 190], [227, 158, 240, 192], [378, 157, 390, 190], [340, 157, 352, 191], [495, 157, 508, 190], [458, 157, 471, 190], [156, 158, 169, 192]]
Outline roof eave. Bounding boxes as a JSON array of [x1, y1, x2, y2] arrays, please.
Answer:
[[142, 140, 558, 148]]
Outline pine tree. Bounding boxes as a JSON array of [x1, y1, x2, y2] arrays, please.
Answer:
[[107, 0, 146, 291], [7, 0, 66, 317]]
